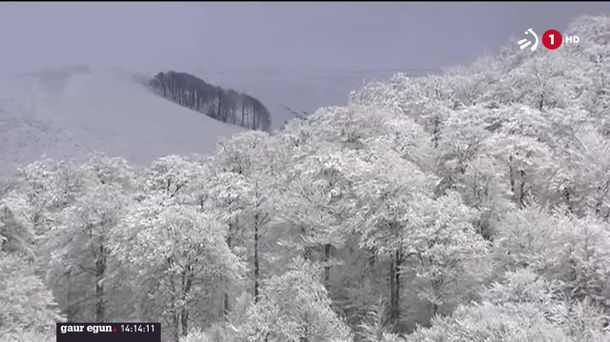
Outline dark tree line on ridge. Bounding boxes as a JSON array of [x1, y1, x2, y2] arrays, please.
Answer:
[[150, 71, 272, 131]]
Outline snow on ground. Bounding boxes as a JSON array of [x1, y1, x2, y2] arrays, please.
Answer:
[[0, 66, 244, 179]]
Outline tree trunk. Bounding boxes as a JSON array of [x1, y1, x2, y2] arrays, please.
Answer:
[[324, 244, 331, 286], [595, 183, 607, 216], [250, 105, 255, 129], [66, 269, 75, 321], [171, 302, 178, 342], [224, 223, 232, 319], [301, 226, 313, 260], [389, 249, 401, 327], [181, 269, 192, 337], [95, 244, 106, 322], [368, 247, 377, 268], [519, 170, 526, 209], [181, 304, 189, 336], [563, 187, 573, 213], [254, 213, 260, 303], [395, 249, 402, 324], [389, 253, 396, 322], [509, 155, 515, 195], [432, 116, 440, 148], [304, 247, 313, 261], [216, 95, 222, 120], [241, 105, 245, 127], [223, 293, 230, 320]]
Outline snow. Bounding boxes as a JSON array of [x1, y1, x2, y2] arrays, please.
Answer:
[[0, 66, 244, 179]]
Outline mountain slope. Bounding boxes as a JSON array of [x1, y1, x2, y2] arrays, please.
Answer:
[[0, 67, 244, 178]]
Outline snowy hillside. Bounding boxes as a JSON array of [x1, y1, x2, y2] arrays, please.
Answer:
[[0, 66, 244, 178]]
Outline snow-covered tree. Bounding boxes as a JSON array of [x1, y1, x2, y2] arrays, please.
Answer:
[[357, 300, 403, 342], [144, 154, 208, 202], [216, 131, 287, 304], [353, 147, 433, 326], [458, 154, 514, 239], [45, 154, 135, 322], [408, 269, 608, 342], [552, 126, 610, 217], [407, 301, 572, 342], [402, 191, 490, 317], [236, 258, 352, 342], [495, 206, 610, 308], [0, 190, 34, 256], [112, 200, 245, 341], [277, 147, 356, 285], [0, 251, 63, 338], [485, 132, 555, 209]]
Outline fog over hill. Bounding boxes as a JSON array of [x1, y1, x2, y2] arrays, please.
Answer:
[[0, 66, 243, 179]]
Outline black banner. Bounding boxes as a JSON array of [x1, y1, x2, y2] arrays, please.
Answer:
[[56, 323, 161, 342]]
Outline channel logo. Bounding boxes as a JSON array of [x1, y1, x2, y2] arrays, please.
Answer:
[[517, 28, 539, 51], [517, 28, 580, 51]]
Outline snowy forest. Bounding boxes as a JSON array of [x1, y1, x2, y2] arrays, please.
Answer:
[[150, 71, 272, 131], [1, 14, 610, 342]]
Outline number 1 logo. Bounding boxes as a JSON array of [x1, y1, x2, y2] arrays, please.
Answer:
[[542, 29, 562, 50]]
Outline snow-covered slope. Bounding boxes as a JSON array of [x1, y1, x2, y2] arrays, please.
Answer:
[[0, 66, 244, 178]]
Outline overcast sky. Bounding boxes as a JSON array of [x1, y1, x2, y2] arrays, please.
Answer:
[[0, 2, 608, 76], [0, 2, 608, 127]]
